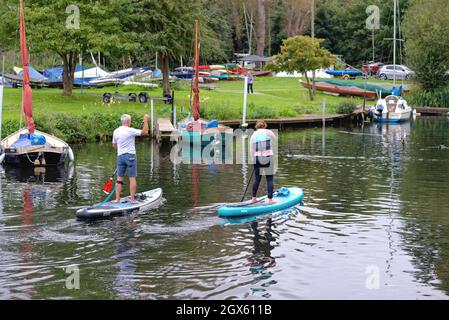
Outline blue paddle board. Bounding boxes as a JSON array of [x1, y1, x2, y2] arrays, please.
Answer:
[[218, 187, 304, 218]]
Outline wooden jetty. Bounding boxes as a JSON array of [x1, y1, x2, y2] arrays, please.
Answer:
[[154, 118, 178, 143]]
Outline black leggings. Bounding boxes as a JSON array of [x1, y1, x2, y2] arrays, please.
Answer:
[[252, 162, 274, 199]]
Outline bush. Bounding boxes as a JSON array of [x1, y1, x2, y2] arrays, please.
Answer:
[[409, 88, 449, 108], [336, 100, 356, 114]]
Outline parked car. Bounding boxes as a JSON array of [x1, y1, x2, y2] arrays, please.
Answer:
[[378, 65, 415, 80], [362, 62, 384, 76]]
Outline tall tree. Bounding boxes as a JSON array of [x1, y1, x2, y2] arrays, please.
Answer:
[[267, 35, 335, 100], [403, 0, 449, 90], [256, 0, 266, 56], [0, 0, 135, 96]]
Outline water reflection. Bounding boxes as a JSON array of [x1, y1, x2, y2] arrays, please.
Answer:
[[248, 218, 277, 298]]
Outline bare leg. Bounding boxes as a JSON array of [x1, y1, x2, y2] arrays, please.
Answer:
[[129, 177, 137, 202], [115, 177, 123, 202]]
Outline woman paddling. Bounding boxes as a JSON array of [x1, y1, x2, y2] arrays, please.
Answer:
[[250, 120, 277, 204]]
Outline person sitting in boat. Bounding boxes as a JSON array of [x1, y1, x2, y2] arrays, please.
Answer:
[[250, 120, 277, 204], [112, 114, 149, 203]]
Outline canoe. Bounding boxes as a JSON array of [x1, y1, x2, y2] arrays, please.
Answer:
[[325, 69, 363, 77], [300, 80, 377, 99], [76, 188, 163, 221], [218, 187, 304, 218]]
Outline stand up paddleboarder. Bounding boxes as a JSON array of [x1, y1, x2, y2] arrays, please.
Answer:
[[112, 114, 149, 203], [250, 120, 277, 204]]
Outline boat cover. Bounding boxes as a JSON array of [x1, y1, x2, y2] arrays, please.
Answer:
[[10, 133, 46, 148]]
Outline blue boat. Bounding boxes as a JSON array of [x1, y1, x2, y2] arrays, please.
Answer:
[[325, 69, 363, 78], [218, 187, 304, 218]]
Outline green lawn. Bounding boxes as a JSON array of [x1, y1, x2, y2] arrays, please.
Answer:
[[2, 76, 377, 122]]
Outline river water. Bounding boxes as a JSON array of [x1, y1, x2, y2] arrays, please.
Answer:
[[1, 117, 449, 299]]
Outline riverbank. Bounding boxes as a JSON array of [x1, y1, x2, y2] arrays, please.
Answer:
[[0, 76, 411, 142]]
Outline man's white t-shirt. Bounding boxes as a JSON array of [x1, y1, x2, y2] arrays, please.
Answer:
[[112, 126, 142, 156]]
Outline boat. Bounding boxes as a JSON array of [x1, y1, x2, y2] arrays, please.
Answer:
[[369, 0, 413, 123], [319, 79, 392, 97], [0, 0, 74, 167], [210, 69, 229, 80], [300, 80, 377, 99], [178, 20, 232, 147], [218, 187, 304, 218], [250, 70, 272, 77], [369, 94, 412, 122], [76, 188, 163, 221], [325, 69, 363, 78]]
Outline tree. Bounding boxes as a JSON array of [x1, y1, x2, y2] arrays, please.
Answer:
[[403, 0, 449, 90], [256, 0, 266, 56], [267, 35, 335, 100], [0, 0, 135, 96]]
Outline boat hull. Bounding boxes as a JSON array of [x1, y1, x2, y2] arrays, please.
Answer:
[[2, 151, 67, 167]]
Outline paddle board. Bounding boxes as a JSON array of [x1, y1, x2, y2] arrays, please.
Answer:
[[76, 188, 163, 221], [218, 187, 304, 218]]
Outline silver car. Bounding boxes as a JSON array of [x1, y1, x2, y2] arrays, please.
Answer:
[[378, 65, 415, 80]]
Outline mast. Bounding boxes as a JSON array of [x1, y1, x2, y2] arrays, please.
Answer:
[[393, 0, 397, 85], [19, 0, 35, 133], [192, 19, 200, 122]]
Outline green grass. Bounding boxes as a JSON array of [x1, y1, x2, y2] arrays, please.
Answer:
[[1, 76, 404, 141]]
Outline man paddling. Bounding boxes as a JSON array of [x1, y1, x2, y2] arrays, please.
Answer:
[[250, 120, 277, 204], [112, 114, 149, 203]]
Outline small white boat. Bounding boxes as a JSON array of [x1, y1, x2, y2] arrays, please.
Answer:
[[0, 128, 74, 167], [370, 95, 413, 122]]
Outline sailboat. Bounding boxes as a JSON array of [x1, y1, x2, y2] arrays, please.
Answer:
[[370, 0, 413, 123], [178, 19, 231, 146], [0, 0, 74, 167]]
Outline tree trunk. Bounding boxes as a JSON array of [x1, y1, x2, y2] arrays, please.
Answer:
[[60, 52, 76, 96], [256, 0, 266, 57], [304, 73, 314, 101], [159, 53, 170, 96]]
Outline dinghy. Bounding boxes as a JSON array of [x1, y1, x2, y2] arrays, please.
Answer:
[[218, 187, 304, 218], [76, 188, 163, 221], [0, 0, 74, 167]]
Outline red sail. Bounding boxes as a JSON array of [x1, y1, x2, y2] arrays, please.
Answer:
[[19, 0, 35, 133], [192, 19, 200, 122]]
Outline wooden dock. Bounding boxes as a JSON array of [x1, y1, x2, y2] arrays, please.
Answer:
[[415, 107, 449, 115], [155, 118, 178, 143], [219, 106, 367, 128]]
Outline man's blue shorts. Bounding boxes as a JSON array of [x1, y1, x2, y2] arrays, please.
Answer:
[[117, 153, 137, 177]]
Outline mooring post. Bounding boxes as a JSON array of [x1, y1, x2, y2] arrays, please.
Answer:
[[171, 90, 176, 128], [150, 99, 154, 137], [242, 76, 248, 130]]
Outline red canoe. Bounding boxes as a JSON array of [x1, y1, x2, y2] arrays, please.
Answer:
[[300, 81, 377, 99]]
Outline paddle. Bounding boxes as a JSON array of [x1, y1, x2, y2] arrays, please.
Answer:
[[241, 166, 255, 202], [102, 169, 117, 195]]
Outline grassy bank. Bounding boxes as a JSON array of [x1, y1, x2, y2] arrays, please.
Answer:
[[1, 76, 402, 142]]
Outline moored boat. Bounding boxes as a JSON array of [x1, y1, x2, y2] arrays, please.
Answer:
[[369, 94, 412, 122], [0, 0, 74, 168]]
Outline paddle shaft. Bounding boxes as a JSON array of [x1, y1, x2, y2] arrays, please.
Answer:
[[241, 166, 255, 202]]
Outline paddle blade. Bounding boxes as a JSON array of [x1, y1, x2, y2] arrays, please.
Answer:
[[103, 179, 113, 195]]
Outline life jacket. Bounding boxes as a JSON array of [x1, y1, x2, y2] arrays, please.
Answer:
[[252, 129, 272, 154]]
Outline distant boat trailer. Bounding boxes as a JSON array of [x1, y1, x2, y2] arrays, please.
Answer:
[[102, 90, 174, 105]]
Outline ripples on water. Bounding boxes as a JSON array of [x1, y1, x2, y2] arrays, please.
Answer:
[[1, 118, 449, 299]]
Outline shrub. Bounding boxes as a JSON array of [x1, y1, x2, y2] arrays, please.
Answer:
[[336, 100, 356, 114], [409, 88, 449, 108]]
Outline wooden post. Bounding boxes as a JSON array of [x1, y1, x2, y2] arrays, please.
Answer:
[[242, 76, 248, 129], [150, 99, 154, 137], [171, 90, 176, 128]]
